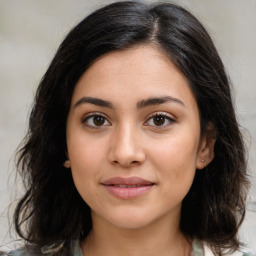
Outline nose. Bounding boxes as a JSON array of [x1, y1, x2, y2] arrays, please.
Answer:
[[107, 123, 146, 168]]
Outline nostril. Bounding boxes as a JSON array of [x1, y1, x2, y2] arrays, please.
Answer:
[[131, 160, 140, 165], [112, 160, 140, 167]]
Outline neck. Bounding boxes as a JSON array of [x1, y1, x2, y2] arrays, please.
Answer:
[[81, 213, 191, 256]]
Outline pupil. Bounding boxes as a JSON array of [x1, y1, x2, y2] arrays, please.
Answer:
[[93, 116, 105, 126], [153, 116, 165, 126]]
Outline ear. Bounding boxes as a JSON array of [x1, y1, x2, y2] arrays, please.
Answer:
[[63, 151, 71, 168], [196, 122, 216, 170], [63, 160, 71, 168]]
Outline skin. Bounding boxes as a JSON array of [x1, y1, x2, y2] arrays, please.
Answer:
[[66, 45, 215, 256]]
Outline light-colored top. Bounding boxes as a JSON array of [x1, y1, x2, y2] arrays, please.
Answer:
[[3, 239, 244, 256]]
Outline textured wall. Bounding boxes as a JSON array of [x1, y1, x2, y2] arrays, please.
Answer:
[[1, 0, 255, 252]]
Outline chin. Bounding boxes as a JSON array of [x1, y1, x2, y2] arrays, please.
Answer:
[[99, 207, 170, 231], [109, 216, 154, 230]]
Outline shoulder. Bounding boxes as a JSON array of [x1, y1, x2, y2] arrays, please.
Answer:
[[203, 243, 244, 256], [2, 240, 82, 256], [3, 247, 43, 256]]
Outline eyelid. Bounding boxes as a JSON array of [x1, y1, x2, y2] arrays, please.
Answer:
[[144, 111, 176, 127], [81, 112, 106, 121], [147, 111, 174, 119], [81, 112, 111, 128]]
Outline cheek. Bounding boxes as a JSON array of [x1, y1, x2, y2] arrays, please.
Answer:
[[68, 131, 107, 170], [149, 132, 199, 192], [69, 145, 103, 208], [152, 131, 198, 166], [67, 134, 107, 195]]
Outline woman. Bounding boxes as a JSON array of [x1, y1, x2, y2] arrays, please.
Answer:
[[7, 1, 249, 255]]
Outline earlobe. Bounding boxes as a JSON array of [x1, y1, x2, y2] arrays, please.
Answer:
[[63, 151, 71, 168], [196, 123, 216, 170], [63, 160, 71, 168]]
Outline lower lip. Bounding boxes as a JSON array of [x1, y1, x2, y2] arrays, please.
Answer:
[[103, 185, 154, 199]]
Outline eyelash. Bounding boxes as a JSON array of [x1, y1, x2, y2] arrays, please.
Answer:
[[144, 112, 176, 128], [81, 112, 176, 129], [82, 113, 111, 129]]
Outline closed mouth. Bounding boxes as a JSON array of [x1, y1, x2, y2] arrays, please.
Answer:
[[106, 184, 153, 188], [102, 176, 155, 199], [102, 176, 154, 186]]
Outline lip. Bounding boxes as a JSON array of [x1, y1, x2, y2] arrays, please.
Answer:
[[101, 176, 155, 199]]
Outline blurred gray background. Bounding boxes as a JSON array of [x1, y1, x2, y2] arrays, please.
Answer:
[[0, 0, 255, 252]]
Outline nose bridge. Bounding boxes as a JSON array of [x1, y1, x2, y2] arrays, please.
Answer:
[[108, 121, 145, 166]]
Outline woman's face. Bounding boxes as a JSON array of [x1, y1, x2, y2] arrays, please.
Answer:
[[66, 45, 210, 230]]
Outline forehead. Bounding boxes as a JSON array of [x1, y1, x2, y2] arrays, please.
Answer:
[[71, 45, 196, 109]]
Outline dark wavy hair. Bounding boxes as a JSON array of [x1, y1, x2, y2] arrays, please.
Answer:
[[14, 1, 249, 255]]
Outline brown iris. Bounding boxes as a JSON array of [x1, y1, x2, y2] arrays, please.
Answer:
[[153, 116, 166, 126], [93, 116, 105, 126]]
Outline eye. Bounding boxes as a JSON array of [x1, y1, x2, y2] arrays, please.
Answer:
[[82, 113, 111, 128], [145, 113, 175, 127]]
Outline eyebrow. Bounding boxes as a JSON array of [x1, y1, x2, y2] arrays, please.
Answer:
[[74, 97, 114, 109], [74, 95, 184, 109], [137, 96, 185, 108]]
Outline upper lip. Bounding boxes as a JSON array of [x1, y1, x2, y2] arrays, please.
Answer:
[[102, 176, 154, 186]]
